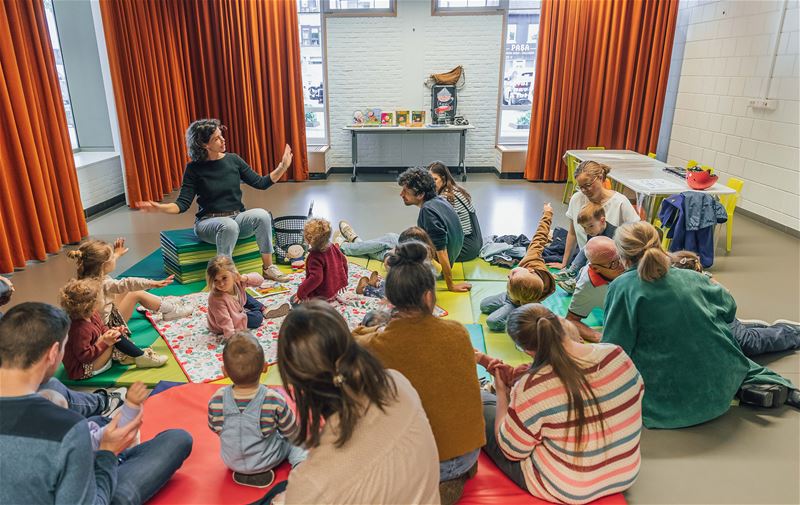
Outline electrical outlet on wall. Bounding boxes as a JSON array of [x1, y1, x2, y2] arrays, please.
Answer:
[[748, 98, 776, 110]]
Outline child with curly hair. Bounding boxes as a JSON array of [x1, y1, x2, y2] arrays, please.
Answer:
[[68, 238, 192, 330], [59, 278, 166, 380], [293, 218, 348, 303]]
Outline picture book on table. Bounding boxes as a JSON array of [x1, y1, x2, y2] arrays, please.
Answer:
[[352, 110, 364, 125], [381, 112, 394, 126], [365, 108, 381, 125], [396, 110, 409, 126], [411, 110, 425, 127]]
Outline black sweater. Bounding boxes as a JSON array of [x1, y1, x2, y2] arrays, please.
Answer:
[[175, 153, 274, 219]]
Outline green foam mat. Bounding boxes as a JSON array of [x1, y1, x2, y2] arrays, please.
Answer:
[[160, 228, 256, 254], [119, 249, 169, 280], [467, 324, 491, 382]]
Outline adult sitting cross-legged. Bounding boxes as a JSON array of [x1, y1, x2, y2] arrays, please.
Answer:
[[136, 118, 292, 282], [397, 166, 472, 292], [0, 303, 193, 504]]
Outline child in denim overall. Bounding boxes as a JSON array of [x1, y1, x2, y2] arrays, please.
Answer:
[[208, 332, 306, 487]]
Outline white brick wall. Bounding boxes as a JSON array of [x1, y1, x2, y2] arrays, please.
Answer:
[[667, 0, 800, 230], [325, 1, 503, 169], [74, 153, 125, 209]]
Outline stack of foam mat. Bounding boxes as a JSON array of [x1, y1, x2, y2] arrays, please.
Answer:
[[160, 229, 261, 284]]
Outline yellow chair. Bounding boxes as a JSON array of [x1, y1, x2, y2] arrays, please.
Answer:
[[563, 147, 606, 204], [719, 178, 744, 252]]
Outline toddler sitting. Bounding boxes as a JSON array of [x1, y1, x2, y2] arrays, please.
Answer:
[[59, 279, 166, 380], [293, 218, 348, 303], [480, 203, 556, 332], [207, 256, 290, 340], [208, 332, 307, 487], [553, 203, 618, 293]]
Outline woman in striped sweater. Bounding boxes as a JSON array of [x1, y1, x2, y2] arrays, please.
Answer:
[[428, 161, 483, 262], [481, 304, 644, 505]]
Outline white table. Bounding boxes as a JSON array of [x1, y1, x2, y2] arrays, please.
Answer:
[[564, 149, 735, 221], [344, 124, 474, 182]]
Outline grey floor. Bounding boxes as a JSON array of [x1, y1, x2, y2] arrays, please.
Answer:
[[5, 173, 800, 504]]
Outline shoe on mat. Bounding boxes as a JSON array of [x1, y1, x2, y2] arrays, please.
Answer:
[[338, 220, 359, 242], [439, 475, 467, 505], [738, 383, 789, 408], [557, 276, 577, 294], [262, 302, 291, 319], [552, 268, 575, 281], [233, 469, 275, 488], [356, 277, 369, 295], [737, 319, 770, 328], [786, 389, 800, 409], [134, 348, 168, 369], [368, 270, 380, 286], [161, 301, 194, 321], [263, 265, 290, 283], [97, 387, 128, 417]]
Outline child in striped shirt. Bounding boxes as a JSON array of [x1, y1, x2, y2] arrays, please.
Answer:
[[208, 331, 306, 488], [482, 304, 644, 505]]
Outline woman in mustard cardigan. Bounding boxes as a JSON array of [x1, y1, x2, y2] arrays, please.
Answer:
[[353, 240, 485, 505]]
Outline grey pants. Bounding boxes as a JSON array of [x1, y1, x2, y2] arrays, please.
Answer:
[[729, 319, 800, 356], [194, 208, 274, 257], [480, 292, 519, 332]]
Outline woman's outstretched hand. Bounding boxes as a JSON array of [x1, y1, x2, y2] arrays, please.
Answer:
[[271, 144, 293, 183]]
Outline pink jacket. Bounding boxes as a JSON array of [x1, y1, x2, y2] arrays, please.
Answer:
[[207, 273, 264, 339]]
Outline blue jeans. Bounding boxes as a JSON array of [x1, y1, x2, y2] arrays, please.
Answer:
[[439, 448, 480, 482], [730, 319, 800, 356], [112, 429, 193, 505], [480, 391, 527, 490], [480, 292, 519, 333], [194, 208, 274, 257], [39, 377, 105, 418], [566, 248, 588, 275], [245, 293, 265, 329], [339, 233, 399, 260]]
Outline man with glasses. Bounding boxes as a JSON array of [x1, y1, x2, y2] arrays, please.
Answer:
[[566, 236, 624, 342]]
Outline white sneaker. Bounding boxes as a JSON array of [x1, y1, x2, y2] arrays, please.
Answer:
[[338, 220, 359, 242], [134, 348, 167, 368], [161, 301, 194, 321], [263, 265, 290, 283]]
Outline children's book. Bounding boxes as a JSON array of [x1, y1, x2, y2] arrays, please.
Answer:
[[246, 284, 291, 299], [365, 108, 381, 126], [411, 110, 425, 127], [396, 110, 409, 126], [381, 112, 394, 126], [353, 110, 364, 125]]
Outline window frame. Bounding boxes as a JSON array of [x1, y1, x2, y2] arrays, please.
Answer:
[[497, 5, 540, 146], [300, 3, 329, 145], [432, 0, 507, 16], [322, 0, 396, 17], [43, 0, 80, 152]]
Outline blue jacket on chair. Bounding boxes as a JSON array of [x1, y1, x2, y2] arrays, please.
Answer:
[[658, 192, 727, 269]]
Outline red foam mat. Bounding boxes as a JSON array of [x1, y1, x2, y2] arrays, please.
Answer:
[[142, 383, 626, 505]]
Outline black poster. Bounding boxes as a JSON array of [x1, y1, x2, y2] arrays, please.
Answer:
[[431, 85, 457, 124]]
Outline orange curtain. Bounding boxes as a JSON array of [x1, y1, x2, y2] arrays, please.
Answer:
[[0, 0, 88, 274], [99, 0, 308, 206], [524, 0, 678, 181]]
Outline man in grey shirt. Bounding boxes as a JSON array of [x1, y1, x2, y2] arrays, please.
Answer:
[[0, 302, 192, 504], [566, 236, 625, 342]]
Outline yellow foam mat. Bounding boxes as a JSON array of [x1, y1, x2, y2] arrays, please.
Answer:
[[461, 260, 512, 281]]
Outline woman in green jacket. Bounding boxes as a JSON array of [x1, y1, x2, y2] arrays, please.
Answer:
[[603, 221, 797, 429]]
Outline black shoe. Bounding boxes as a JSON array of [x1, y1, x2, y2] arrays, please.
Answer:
[[233, 469, 275, 488], [786, 389, 800, 409], [738, 384, 789, 408], [96, 387, 127, 417]]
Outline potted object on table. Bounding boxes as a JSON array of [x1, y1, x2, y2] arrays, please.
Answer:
[[686, 164, 718, 190]]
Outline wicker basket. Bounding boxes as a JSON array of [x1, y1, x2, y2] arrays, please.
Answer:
[[272, 215, 308, 264]]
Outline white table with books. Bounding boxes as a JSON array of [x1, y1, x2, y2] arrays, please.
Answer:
[[344, 124, 474, 182], [563, 149, 735, 221]]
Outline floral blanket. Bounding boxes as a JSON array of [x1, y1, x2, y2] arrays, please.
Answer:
[[145, 263, 425, 383]]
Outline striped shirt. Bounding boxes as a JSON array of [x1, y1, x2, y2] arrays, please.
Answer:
[[498, 344, 644, 505], [208, 387, 297, 438], [444, 188, 474, 236]]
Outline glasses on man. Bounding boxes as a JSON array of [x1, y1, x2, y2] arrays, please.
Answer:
[[594, 258, 621, 270], [578, 176, 599, 191]]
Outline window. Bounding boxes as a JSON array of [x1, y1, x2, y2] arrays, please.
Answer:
[[323, 0, 395, 15], [43, 0, 78, 150], [434, 0, 504, 13], [299, 1, 327, 144], [498, 1, 540, 145]]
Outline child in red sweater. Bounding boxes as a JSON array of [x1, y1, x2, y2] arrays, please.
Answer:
[[59, 278, 166, 380], [293, 218, 348, 303]]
